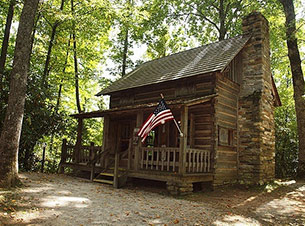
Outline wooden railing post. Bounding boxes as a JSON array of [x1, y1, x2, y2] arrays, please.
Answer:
[[59, 139, 67, 173], [179, 105, 188, 174], [135, 111, 143, 171], [127, 138, 132, 170], [90, 142, 95, 181]]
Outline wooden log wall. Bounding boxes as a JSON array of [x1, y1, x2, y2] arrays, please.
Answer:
[[110, 73, 216, 108], [189, 101, 213, 152], [213, 72, 240, 185]]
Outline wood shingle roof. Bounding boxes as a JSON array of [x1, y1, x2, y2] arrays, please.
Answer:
[[97, 35, 250, 96]]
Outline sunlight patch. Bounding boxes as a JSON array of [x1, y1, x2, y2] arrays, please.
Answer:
[[213, 215, 260, 226], [256, 197, 304, 216], [40, 196, 91, 208], [23, 186, 53, 193]]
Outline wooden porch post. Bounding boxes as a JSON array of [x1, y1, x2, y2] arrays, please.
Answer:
[[179, 105, 188, 174], [113, 123, 121, 188], [113, 151, 119, 188], [102, 115, 109, 153], [89, 142, 95, 181], [134, 111, 143, 171], [75, 118, 83, 163]]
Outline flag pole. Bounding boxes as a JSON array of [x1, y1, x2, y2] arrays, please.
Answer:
[[160, 93, 183, 137]]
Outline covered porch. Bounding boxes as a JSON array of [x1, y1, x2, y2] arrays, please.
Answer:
[[59, 95, 216, 190]]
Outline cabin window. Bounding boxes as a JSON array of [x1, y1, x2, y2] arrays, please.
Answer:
[[218, 126, 236, 146]]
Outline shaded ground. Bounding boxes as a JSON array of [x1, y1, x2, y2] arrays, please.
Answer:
[[0, 173, 304, 225]]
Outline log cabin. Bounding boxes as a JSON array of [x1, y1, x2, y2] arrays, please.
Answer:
[[59, 12, 281, 194]]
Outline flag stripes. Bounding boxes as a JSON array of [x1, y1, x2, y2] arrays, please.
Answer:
[[137, 99, 174, 142]]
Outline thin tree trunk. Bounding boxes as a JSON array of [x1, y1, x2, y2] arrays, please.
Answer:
[[49, 37, 71, 169], [0, 0, 39, 188], [0, 0, 15, 89], [122, 28, 129, 77], [42, 0, 65, 87], [279, 0, 305, 177], [56, 36, 71, 112], [71, 0, 82, 113], [218, 0, 226, 41]]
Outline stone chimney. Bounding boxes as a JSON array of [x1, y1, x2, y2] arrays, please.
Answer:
[[238, 12, 275, 184]]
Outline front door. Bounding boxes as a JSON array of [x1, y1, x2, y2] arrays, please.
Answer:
[[118, 120, 135, 153]]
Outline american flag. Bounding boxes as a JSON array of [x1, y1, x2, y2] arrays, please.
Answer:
[[138, 98, 174, 143]]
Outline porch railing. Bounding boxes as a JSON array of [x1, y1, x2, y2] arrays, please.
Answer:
[[61, 139, 211, 174], [60, 139, 102, 165], [138, 147, 211, 173], [139, 147, 180, 172], [185, 148, 211, 173]]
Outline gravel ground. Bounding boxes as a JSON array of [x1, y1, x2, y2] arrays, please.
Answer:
[[0, 172, 304, 225]]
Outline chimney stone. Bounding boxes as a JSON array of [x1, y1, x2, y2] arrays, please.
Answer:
[[238, 12, 275, 184]]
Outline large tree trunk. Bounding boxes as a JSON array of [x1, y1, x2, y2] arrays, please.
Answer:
[[71, 0, 82, 113], [0, 0, 15, 89], [279, 0, 305, 177], [0, 0, 39, 188]]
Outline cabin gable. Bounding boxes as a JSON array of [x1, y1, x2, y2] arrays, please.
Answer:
[[110, 73, 216, 109]]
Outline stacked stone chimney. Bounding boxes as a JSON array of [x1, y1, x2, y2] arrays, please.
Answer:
[[238, 12, 275, 184]]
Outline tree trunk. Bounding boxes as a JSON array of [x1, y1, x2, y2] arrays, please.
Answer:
[[0, 0, 15, 89], [49, 37, 71, 168], [122, 28, 129, 77], [279, 0, 305, 177], [42, 23, 59, 87], [218, 0, 226, 41], [0, 0, 39, 188], [42, 0, 65, 87], [71, 0, 82, 113]]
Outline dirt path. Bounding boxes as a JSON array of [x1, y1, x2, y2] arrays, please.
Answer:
[[0, 173, 304, 225]]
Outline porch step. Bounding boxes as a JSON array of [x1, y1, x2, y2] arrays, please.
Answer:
[[99, 172, 115, 177], [93, 169, 128, 187], [108, 167, 127, 172], [93, 178, 114, 185]]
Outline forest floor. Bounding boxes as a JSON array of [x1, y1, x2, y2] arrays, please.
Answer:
[[0, 172, 304, 226]]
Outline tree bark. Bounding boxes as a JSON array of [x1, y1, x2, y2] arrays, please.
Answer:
[[0, 0, 15, 89], [0, 0, 39, 188], [71, 0, 82, 113], [279, 0, 305, 177]]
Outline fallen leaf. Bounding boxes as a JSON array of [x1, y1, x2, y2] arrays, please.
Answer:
[[173, 219, 179, 224]]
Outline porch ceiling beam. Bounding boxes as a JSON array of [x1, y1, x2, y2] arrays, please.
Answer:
[[70, 94, 217, 119]]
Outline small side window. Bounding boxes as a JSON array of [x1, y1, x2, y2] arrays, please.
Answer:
[[218, 126, 236, 147]]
